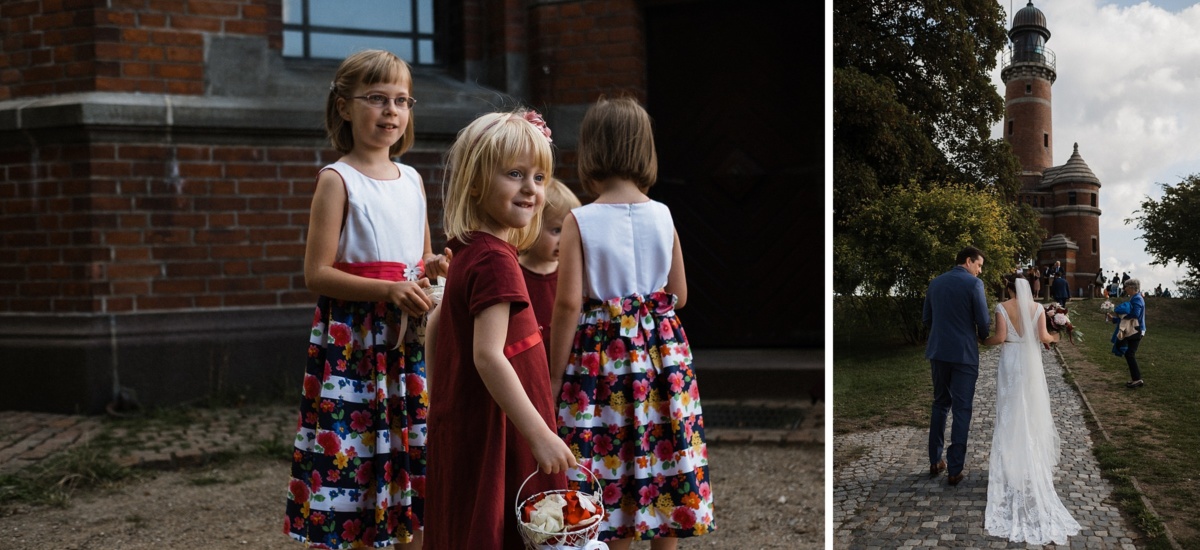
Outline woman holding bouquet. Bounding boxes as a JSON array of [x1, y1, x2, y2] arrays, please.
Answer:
[[1107, 278, 1147, 389], [981, 275, 1079, 545]]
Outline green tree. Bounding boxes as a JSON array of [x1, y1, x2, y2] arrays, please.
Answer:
[[1129, 174, 1200, 297], [839, 183, 1021, 298], [836, 184, 1022, 342], [834, 0, 1044, 298]]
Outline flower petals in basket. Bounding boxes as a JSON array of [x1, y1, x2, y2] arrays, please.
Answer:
[[521, 491, 603, 544]]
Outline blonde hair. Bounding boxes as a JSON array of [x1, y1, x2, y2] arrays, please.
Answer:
[[577, 96, 658, 196], [443, 111, 555, 250], [542, 178, 581, 224], [325, 50, 415, 157]]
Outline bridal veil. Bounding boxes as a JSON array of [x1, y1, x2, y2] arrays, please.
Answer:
[[985, 277, 1081, 544]]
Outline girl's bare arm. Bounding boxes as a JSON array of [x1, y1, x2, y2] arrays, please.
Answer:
[[473, 303, 577, 474], [548, 214, 584, 395]]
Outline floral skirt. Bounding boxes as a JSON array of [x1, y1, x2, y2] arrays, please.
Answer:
[[556, 291, 715, 541], [284, 296, 428, 549]]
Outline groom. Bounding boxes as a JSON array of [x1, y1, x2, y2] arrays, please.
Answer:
[[923, 246, 990, 486]]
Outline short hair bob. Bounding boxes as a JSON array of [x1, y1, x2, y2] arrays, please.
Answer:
[[443, 111, 555, 250], [956, 246, 986, 266], [541, 178, 582, 225], [1123, 278, 1141, 292], [577, 96, 658, 196], [325, 49, 415, 157]]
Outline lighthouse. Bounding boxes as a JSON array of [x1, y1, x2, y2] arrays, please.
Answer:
[[1001, 1, 1102, 296]]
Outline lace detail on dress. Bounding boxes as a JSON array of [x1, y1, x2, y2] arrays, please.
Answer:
[[986, 299, 1081, 545]]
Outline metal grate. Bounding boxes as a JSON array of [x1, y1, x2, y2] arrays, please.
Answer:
[[702, 403, 806, 430]]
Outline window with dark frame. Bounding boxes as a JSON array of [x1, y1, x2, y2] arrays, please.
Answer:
[[1092, 237, 1098, 254], [282, 0, 441, 65], [1068, 191, 1077, 205], [1091, 193, 1097, 207], [1044, 133, 1049, 147], [1008, 120, 1013, 136]]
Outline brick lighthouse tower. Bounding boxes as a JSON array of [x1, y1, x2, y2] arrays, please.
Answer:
[[1001, 1, 1103, 296]]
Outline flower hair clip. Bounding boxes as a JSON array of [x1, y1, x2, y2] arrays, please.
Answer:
[[523, 110, 553, 143]]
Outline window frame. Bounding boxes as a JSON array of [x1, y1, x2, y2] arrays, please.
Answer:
[[282, 0, 446, 66]]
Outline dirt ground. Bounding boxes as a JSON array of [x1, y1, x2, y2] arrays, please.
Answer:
[[0, 443, 823, 550]]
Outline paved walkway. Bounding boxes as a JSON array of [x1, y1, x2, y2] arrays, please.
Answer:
[[834, 345, 1138, 549], [1, 397, 819, 478]]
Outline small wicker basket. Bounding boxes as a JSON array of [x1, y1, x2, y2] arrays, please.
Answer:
[[515, 467, 608, 550]]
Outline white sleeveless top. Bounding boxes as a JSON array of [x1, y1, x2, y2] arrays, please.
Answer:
[[572, 201, 675, 300], [321, 161, 425, 273]]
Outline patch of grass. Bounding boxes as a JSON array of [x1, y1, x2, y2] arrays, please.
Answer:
[[0, 445, 131, 509], [833, 342, 930, 433], [254, 436, 295, 461], [1060, 296, 1200, 548]]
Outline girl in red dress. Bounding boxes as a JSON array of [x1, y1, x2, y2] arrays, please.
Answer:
[[519, 178, 582, 363], [423, 110, 577, 549]]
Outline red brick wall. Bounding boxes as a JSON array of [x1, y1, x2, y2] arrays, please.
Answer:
[[1004, 72, 1054, 175], [0, 141, 444, 314], [530, 0, 648, 104], [0, 0, 280, 100]]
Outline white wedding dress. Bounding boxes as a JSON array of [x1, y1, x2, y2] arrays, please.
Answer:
[[985, 278, 1081, 545]]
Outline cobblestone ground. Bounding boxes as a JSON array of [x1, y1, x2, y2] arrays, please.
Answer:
[[834, 346, 1138, 549]]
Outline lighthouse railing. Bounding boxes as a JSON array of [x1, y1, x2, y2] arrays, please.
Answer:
[[1001, 46, 1055, 71]]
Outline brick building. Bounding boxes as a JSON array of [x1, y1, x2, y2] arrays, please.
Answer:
[[1, 1, 818, 413], [1000, 1, 1103, 293]]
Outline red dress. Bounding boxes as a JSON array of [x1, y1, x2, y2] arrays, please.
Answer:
[[424, 232, 565, 549], [521, 265, 558, 361]]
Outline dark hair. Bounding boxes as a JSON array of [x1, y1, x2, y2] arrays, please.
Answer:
[[577, 96, 658, 196], [956, 246, 985, 265], [1004, 273, 1018, 295]]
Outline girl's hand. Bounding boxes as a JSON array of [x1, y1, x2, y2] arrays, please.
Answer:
[[389, 279, 433, 317], [530, 428, 577, 475], [424, 248, 453, 281]]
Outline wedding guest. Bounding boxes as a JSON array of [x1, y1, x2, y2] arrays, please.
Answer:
[[424, 109, 575, 549], [1026, 265, 1041, 300], [1107, 278, 1146, 389], [1051, 273, 1070, 307], [284, 50, 447, 550], [551, 97, 716, 547], [518, 178, 581, 363]]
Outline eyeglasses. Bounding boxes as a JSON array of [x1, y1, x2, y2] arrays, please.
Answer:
[[348, 94, 417, 110]]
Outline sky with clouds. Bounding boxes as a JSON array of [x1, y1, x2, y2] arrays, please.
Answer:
[[989, 0, 1200, 292]]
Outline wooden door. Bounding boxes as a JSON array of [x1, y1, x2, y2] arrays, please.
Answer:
[[645, 0, 821, 347]]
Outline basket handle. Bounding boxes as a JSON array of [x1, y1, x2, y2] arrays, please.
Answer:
[[515, 465, 603, 517]]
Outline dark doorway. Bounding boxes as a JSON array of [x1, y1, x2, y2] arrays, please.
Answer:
[[646, 0, 820, 348]]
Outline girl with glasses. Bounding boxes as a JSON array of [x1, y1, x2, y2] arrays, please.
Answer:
[[284, 49, 449, 550]]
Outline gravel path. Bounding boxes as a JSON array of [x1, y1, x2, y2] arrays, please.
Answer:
[[0, 443, 822, 549]]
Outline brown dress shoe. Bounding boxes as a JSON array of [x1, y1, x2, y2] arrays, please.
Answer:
[[948, 472, 965, 486], [930, 460, 946, 476]]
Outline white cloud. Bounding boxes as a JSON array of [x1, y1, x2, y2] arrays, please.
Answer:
[[990, 0, 1200, 290]]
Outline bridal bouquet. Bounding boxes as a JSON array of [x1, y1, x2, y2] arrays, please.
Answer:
[[1099, 299, 1115, 312], [1044, 303, 1084, 347]]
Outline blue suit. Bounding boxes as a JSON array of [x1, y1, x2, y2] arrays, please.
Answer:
[[923, 265, 990, 476]]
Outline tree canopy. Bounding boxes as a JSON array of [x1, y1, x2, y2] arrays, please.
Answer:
[[835, 183, 1023, 299], [834, 0, 1043, 296], [1129, 174, 1200, 295]]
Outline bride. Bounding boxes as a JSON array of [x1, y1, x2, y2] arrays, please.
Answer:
[[982, 275, 1081, 545]]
